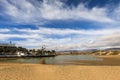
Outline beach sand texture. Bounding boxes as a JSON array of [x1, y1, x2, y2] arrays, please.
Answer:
[[0, 63, 120, 80]]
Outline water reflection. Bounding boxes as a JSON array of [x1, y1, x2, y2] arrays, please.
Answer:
[[0, 55, 103, 64]]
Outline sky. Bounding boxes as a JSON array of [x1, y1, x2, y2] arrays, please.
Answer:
[[0, 0, 120, 51]]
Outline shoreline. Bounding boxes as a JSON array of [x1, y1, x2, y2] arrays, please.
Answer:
[[64, 55, 120, 66], [1, 55, 120, 66], [0, 55, 120, 80]]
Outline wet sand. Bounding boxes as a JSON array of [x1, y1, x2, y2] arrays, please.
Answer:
[[0, 55, 120, 80], [66, 55, 120, 66]]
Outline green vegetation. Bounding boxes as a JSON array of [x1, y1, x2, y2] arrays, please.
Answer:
[[0, 46, 28, 55], [32, 46, 56, 55], [0, 45, 56, 56]]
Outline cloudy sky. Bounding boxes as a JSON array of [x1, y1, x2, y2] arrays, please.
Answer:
[[0, 0, 120, 51]]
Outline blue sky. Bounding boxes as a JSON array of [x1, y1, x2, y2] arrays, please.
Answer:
[[0, 0, 120, 51]]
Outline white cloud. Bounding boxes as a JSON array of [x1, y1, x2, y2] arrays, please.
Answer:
[[0, 0, 115, 24], [0, 33, 42, 40], [84, 32, 120, 49], [0, 27, 120, 50], [0, 0, 120, 50], [112, 4, 120, 21], [0, 28, 10, 32], [14, 27, 120, 36], [41, 1, 114, 23]]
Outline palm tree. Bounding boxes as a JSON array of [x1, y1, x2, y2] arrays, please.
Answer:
[[51, 50, 56, 55]]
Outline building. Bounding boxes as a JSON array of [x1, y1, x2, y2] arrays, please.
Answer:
[[0, 43, 17, 55], [0, 43, 15, 47]]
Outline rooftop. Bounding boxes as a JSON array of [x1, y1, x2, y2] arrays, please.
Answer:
[[0, 43, 15, 47]]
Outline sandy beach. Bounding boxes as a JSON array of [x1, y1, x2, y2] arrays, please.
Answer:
[[0, 64, 120, 80], [0, 55, 120, 80]]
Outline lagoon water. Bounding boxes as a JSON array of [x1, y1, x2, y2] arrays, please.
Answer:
[[0, 55, 103, 65]]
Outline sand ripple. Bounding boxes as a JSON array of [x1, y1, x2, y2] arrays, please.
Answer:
[[0, 64, 120, 80]]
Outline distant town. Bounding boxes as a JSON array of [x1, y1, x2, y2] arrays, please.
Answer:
[[0, 42, 56, 58], [0, 42, 120, 58]]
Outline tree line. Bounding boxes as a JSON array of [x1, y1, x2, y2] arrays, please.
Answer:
[[0, 46, 56, 55]]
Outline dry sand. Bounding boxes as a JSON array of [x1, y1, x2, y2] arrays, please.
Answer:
[[0, 55, 120, 80], [0, 64, 120, 80]]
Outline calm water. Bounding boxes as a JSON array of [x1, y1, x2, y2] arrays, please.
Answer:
[[0, 55, 103, 65]]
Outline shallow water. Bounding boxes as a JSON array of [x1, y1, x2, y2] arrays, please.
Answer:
[[0, 55, 103, 64]]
